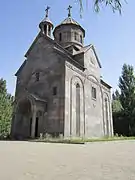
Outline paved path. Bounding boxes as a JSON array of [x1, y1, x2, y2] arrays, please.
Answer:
[[0, 141, 135, 180]]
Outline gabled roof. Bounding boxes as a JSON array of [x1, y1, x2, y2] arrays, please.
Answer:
[[65, 44, 80, 51], [15, 33, 85, 76], [25, 32, 72, 58], [25, 32, 41, 58], [64, 44, 81, 54], [73, 44, 91, 55], [24, 32, 84, 67], [13, 93, 47, 105], [53, 46, 85, 70], [30, 93, 47, 102], [91, 45, 102, 68], [73, 44, 102, 68], [15, 60, 27, 76]]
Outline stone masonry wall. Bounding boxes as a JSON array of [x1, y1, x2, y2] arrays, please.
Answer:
[[14, 36, 65, 136]]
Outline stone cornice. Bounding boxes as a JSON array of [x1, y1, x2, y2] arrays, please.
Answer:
[[65, 61, 110, 92]]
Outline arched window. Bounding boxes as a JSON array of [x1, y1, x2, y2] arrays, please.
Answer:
[[53, 86, 57, 96], [74, 32, 78, 41], [76, 83, 80, 136], [48, 26, 51, 36], [44, 25, 47, 35], [35, 72, 40, 82], [45, 103, 48, 112], [92, 86, 96, 99], [80, 35, 83, 43], [59, 33, 62, 41]]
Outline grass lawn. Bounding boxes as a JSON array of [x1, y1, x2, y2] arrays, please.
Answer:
[[31, 136, 135, 144]]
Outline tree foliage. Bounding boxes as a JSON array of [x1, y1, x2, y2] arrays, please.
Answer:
[[112, 90, 122, 113], [112, 99, 122, 113], [79, 0, 126, 14], [119, 64, 135, 113], [0, 78, 13, 139], [113, 64, 135, 136]]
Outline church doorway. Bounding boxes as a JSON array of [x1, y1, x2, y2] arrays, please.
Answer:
[[35, 117, 39, 138], [17, 98, 32, 138]]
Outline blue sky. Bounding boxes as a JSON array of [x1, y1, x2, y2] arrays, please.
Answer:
[[0, 0, 135, 95]]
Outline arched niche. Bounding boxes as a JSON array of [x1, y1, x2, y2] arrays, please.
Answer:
[[103, 92, 111, 136], [70, 76, 85, 137]]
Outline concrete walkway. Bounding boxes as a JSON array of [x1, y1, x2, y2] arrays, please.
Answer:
[[0, 141, 135, 180]]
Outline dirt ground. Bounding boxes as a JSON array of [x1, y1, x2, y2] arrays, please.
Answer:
[[0, 140, 135, 180]]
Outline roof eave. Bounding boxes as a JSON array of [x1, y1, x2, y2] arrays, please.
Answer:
[[15, 60, 27, 76], [91, 45, 102, 68], [101, 79, 112, 89], [25, 32, 41, 58]]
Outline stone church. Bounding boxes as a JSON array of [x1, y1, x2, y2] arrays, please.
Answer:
[[11, 6, 113, 139]]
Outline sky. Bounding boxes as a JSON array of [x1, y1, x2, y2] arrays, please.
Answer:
[[0, 0, 135, 95]]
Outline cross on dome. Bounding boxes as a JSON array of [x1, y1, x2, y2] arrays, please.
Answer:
[[45, 6, 50, 18], [67, 5, 72, 17]]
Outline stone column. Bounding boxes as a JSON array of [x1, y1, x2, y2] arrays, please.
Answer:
[[109, 98, 114, 137], [31, 109, 36, 138]]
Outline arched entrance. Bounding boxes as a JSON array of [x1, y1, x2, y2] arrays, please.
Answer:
[[12, 94, 47, 139], [16, 98, 33, 139]]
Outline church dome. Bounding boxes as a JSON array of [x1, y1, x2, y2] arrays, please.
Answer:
[[53, 6, 85, 48], [39, 16, 54, 29], [39, 6, 54, 37], [55, 16, 85, 35]]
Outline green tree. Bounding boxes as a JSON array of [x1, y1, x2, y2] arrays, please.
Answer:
[[112, 90, 122, 113], [112, 99, 122, 113], [0, 78, 13, 138], [112, 89, 120, 101], [112, 89, 126, 136], [118, 64, 135, 136]]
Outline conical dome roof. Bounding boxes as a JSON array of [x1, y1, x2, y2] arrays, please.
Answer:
[[39, 16, 54, 29], [54, 16, 85, 35], [41, 16, 53, 25], [60, 17, 80, 26]]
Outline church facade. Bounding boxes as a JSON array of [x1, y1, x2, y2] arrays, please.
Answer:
[[11, 6, 113, 139]]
